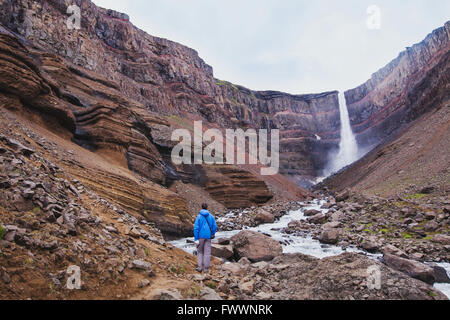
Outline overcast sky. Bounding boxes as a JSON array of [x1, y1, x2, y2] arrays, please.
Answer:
[[92, 0, 449, 94]]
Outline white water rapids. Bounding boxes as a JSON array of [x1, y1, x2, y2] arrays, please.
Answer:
[[170, 199, 450, 299]]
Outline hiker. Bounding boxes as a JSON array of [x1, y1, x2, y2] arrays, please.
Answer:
[[194, 203, 217, 273]]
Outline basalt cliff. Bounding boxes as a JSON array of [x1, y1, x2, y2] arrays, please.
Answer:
[[0, 0, 448, 230], [0, 0, 449, 301]]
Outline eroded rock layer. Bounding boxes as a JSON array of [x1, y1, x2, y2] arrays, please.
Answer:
[[0, 0, 341, 183], [346, 22, 450, 148]]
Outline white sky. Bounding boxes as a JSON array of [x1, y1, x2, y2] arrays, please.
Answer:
[[92, 0, 450, 94]]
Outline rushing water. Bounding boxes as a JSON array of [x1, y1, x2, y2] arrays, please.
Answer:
[[170, 199, 450, 298], [170, 199, 380, 259]]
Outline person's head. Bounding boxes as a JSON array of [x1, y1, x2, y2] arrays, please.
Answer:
[[201, 203, 208, 210]]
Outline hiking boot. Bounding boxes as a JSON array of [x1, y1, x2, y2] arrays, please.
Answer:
[[195, 267, 203, 273]]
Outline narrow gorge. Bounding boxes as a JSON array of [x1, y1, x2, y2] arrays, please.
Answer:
[[0, 0, 449, 301]]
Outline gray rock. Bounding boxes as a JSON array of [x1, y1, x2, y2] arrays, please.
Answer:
[[200, 287, 222, 300], [431, 232, 449, 246], [319, 229, 340, 244], [383, 253, 435, 284], [132, 259, 152, 271], [217, 237, 230, 245], [307, 213, 326, 224], [382, 245, 408, 258], [138, 279, 150, 288], [153, 289, 183, 300], [304, 209, 321, 217], [211, 244, 233, 260]]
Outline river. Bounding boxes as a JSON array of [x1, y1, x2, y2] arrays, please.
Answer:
[[170, 199, 450, 299]]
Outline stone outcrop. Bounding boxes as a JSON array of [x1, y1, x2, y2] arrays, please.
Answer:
[[204, 166, 273, 208], [218, 252, 447, 300], [383, 253, 436, 285], [230, 230, 283, 262]]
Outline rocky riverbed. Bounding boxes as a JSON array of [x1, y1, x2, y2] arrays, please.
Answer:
[[171, 195, 450, 300]]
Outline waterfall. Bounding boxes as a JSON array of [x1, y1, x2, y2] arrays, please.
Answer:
[[327, 92, 359, 174]]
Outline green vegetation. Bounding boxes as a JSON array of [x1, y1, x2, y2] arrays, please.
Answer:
[[185, 283, 202, 298], [170, 264, 186, 274], [378, 228, 390, 234], [428, 291, 438, 298], [0, 225, 5, 240], [401, 232, 413, 239], [205, 281, 217, 290], [32, 206, 42, 214], [144, 248, 150, 257], [216, 80, 239, 91], [405, 193, 428, 200], [216, 80, 228, 86]]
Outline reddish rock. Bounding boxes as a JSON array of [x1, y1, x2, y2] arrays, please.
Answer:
[[383, 253, 435, 285], [231, 230, 282, 262]]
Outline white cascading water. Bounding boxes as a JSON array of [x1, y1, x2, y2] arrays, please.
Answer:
[[328, 91, 359, 174]]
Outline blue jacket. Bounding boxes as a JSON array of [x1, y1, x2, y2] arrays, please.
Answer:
[[194, 210, 217, 241]]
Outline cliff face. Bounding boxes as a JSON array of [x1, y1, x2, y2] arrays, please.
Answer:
[[0, 0, 447, 191], [346, 22, 450, 148], [0, 0, 341, 184], [0, 0, 315, 236]]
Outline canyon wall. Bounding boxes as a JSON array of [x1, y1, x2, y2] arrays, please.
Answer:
[[0, 0, 447, 190], [0, 0, 341, 185], [346, 21, 450, 148]]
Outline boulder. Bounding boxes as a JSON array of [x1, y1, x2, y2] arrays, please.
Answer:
[[420, 186, 435, 194], [424, 221, 439, 232], [383, 253, 435, 284], [132, 259, 152, 271], [138, 279, 150, 288], [382, 245, 408, 258], [424, 212, 437, 220], [431, 234, 450, 245], [360, 237, 379, 253], [239, 280, 255, 295], [153, 289, 183, 300], [322, 221, 341, 229], [304, 209, 321, 217], [221, 263, 247, 275], [429, 264, 450, 284], [307, 213, 326, 224], [254, 210, 274, 224], [319, 229, 340, 244], [231, 230, 282, 262], [330, 210, 345, 222], [217, 237, 230, 245], [200, 287, 222, 300], [211, 244, 233, 260], [335, 189, 350, 202]]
